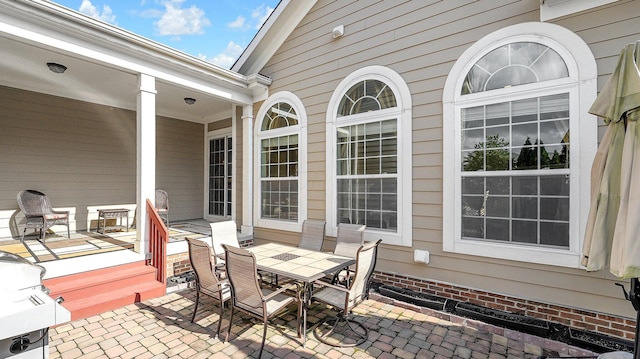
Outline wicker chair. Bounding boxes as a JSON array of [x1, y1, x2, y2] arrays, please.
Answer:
[[155, 189, 169, 225], [298, 219, 326, 252], [312, 239, 382, 347], [17, 190, 70, 242], [222, 244, 301, 359], [330, 223, 366, 285], [185, 237, 231, 338]]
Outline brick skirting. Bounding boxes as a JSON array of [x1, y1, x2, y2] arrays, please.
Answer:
[[372, 271, 636, 343]]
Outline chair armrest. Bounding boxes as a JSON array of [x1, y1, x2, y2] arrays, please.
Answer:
[[312, 280, 349, 294], [263, 282, 301, 301]]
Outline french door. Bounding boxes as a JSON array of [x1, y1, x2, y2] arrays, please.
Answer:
[[208, 136, 232, 218]]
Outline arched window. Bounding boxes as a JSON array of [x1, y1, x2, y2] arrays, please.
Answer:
[[442, 23, 597, 267], [255, 92, 307, 231], [326, 66, 412, 246]]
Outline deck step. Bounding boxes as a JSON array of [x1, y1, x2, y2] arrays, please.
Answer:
[[43, 261, 166, 320]]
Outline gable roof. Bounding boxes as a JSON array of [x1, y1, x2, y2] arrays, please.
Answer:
[[231, 0, 317, 75]]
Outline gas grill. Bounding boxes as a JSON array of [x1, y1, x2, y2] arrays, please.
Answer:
[[0, 251, 70, 358]]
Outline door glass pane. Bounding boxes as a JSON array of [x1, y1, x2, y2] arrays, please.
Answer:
[[209, 136, 232, 217]]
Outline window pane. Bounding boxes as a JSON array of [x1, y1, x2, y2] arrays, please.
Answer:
[[338, 80, 397, 116], [262, 102, 298, 130], [486, 219, 509, 241], [460, 175, 569, 248], [512, 220, 537, 244], [540, 222, 569, 247], [462, 217, 484, 239], [462, 42, 569, 95]]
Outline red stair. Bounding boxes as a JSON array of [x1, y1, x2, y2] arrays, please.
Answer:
[[43, 261, 166, 320]]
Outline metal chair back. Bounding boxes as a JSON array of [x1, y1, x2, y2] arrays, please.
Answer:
[[155, 189, 169, 225], [185, 237, 230, 336], [298, 220, 326, 251], [209, 220, 240, 258], [333, 223, 365, 258]]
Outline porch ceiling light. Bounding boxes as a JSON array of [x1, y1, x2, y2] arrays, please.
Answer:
[[184, 97, 196, 105], [46, 62, 67, 74]]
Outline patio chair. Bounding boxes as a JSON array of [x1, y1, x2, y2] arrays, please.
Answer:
[[156, 189, 169, 226], [222, 244, 301, 359], [298, 219, 326, 252], [209, 220, 240, 256], [312, 239, 382, 347], [330, 223, 366, 285], [17, 189, 70, 242], [155, 189, 169, 225], [269, 219, 328, 287], [185, 237, 231, 338]]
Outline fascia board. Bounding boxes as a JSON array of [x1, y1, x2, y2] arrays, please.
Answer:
[[232, 0, 318, 75]]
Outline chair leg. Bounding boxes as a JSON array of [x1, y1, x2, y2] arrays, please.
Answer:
[[258, 321, 268, 359], [215, 297, 224, 338], [313, 313, 368, 347], [67, 224, 70, 238], [21, 228, 26, 242], [225, 305, 235, 343], [191, 290, 200, 323]]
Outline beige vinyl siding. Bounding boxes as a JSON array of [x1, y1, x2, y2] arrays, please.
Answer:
[[0, 85, 204, 237], [156, 116, 204, 222], [254, 0, 640, 319]]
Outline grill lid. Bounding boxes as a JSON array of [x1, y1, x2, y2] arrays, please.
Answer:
[[0, 251, 46, 292]]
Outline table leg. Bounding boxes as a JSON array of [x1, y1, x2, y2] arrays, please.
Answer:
[[302, 282, 312, 347]]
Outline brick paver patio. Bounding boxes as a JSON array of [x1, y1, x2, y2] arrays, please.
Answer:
[[48, 289, 598, 359]]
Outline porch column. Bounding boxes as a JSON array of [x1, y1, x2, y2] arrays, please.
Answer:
[[135, 73, 156, 253], [241, 104, 254, 235]]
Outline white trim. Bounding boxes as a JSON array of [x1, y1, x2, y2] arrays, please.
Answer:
[[326, 66, 412, 247], [442, 22, 597, 268], [540, 0, 622, 21], [254, 91, 308, 233]]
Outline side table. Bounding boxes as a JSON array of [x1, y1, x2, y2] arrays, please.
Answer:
[[97, 209, 130, 234]]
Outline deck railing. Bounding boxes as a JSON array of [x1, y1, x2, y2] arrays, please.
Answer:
[[146, 198, 169, 283]]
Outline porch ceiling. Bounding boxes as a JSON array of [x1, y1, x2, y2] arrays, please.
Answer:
[[0, 35, 235, 124]]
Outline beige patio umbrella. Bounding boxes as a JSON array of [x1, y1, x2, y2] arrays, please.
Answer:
[[581, 41, 640, 359], [582, 40, 640, 279]]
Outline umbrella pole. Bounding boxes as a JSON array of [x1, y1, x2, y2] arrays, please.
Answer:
[[630, 278, 640, 359]]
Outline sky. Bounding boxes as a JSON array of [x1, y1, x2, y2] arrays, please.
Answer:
[[50, 0, 280, 69]]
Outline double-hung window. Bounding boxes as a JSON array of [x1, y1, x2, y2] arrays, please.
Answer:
[[442, 23, 597, 267], [327, 66, 412, 246]]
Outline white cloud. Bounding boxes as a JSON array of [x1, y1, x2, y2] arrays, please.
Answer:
[[252, 4, 274, 29], [203, 41, 244, 69], [78, 0, 117, 24], [155, 0, 211, 36], [227, 15, 245, 29]]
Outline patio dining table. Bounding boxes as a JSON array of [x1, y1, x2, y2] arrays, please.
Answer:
[[245, 242, 355, 346]]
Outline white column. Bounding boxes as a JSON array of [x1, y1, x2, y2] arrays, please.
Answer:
[[241, 105, 254, 235], [135, 73, 156, 253]]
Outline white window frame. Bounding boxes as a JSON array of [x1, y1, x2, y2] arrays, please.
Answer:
[[326, 66, 412, 247], [442, 22, 598, 268], [254, 91, 307, 232]]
